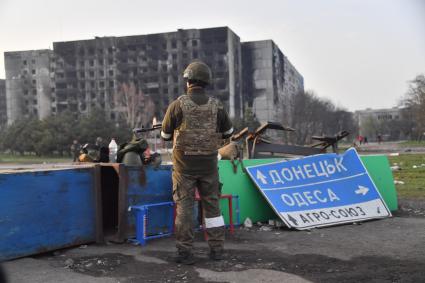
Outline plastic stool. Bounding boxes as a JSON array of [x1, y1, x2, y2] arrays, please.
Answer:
[[197, 194, 238, 239], [129, 201, 174, 246], [207, 194, 235, 234]]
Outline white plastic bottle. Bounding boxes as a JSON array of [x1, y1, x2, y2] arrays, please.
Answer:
[[108, 138, 118, 163]]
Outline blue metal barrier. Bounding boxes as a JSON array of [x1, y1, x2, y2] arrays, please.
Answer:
[[0, 167, 97, 261]]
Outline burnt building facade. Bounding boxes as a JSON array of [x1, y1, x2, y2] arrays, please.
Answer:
[[4, 27, 302, 127], [242, 40, 304, 126], [51, 27, 242, 124], [4, 50, 54, 124], [0, 79, 6, 128]]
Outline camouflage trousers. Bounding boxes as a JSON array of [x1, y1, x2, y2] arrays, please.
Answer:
[[172, 170, 225, 253]]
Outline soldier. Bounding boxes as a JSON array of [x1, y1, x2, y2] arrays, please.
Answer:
[[95, 137, 110, 162], [70, 140, 81, 162], [161, 61, 233, 264]]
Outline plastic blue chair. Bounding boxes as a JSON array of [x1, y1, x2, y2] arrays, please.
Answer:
[[129, 202, 175, 246]]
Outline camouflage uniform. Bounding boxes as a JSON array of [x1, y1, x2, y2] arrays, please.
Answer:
[[161, 70, 233, 257]]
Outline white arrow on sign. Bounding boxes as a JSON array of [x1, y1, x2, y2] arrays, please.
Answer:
[[355, 185, 369, 196], [256, 170, 268, 185]]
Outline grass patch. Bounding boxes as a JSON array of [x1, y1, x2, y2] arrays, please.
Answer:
[[0, 153, 71, 164], [388, 153, 425, 199], [399, 140, 425, 147]]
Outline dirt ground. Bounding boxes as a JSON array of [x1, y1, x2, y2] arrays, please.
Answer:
[[2, 197, 424, 283]]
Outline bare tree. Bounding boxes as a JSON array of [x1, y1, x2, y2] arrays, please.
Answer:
[[290, 90, 356, 144], [291, 90, 327, 144], [114, 82, 155, 128], [403, 74, 425, 140]]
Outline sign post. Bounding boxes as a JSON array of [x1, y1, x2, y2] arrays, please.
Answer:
[[245, 148, 391, 230]]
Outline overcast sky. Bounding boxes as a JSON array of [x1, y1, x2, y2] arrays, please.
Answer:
[[1, 0, 424, 111]]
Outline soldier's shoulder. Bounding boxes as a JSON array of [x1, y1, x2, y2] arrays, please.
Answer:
[[169, 97, 183, 106], [177, 94, 188, 101], [165, 99, 183, 115], [174, 94, 191, 105], [210, 96, 224, 110]]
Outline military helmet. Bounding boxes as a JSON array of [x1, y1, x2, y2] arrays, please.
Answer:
[[122, 151, 142, 166], [183, 61, 212, 84]]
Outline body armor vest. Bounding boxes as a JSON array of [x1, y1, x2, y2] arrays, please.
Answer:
[[173, 95, 221, 155]]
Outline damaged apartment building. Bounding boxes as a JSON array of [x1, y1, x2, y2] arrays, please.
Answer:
[[242, 40, 304, 126], [0, 79, 6, 128], [4, 50, 54, 124], [4, 26, 303, 127]]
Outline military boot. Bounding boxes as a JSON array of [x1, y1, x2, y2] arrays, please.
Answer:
[[174, 250, 195, 265], [209, 249, 224, 261]]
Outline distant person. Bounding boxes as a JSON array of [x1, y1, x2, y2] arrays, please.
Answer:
[[95, 137, 110, 162], [95, 137, 103, 149], [377, 134, 382, 144], [78, 143, 100, 162], [70, 140, 81, 162], [364, 136, 368, 144], [77, 137, 109, 163]]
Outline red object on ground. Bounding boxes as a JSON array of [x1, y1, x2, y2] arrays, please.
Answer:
[[173, 189, 235, 240]]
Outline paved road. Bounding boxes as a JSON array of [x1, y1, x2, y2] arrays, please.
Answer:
[[2, 204, 424, 283], [1, 146, 424, 282]]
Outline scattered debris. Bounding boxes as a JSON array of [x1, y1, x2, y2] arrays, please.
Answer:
[[389, 153, 400, 156], [79, 245, 88, 249], [66, 253, 130, 276], [390, 165, 401, 171], [412, 164, 425, 168], [243, 217, 253, 228], [274, 220, 284, 228], [64, 258, 74, 267], [259, 226, 272, 231], [394, 180, 405, 185]]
